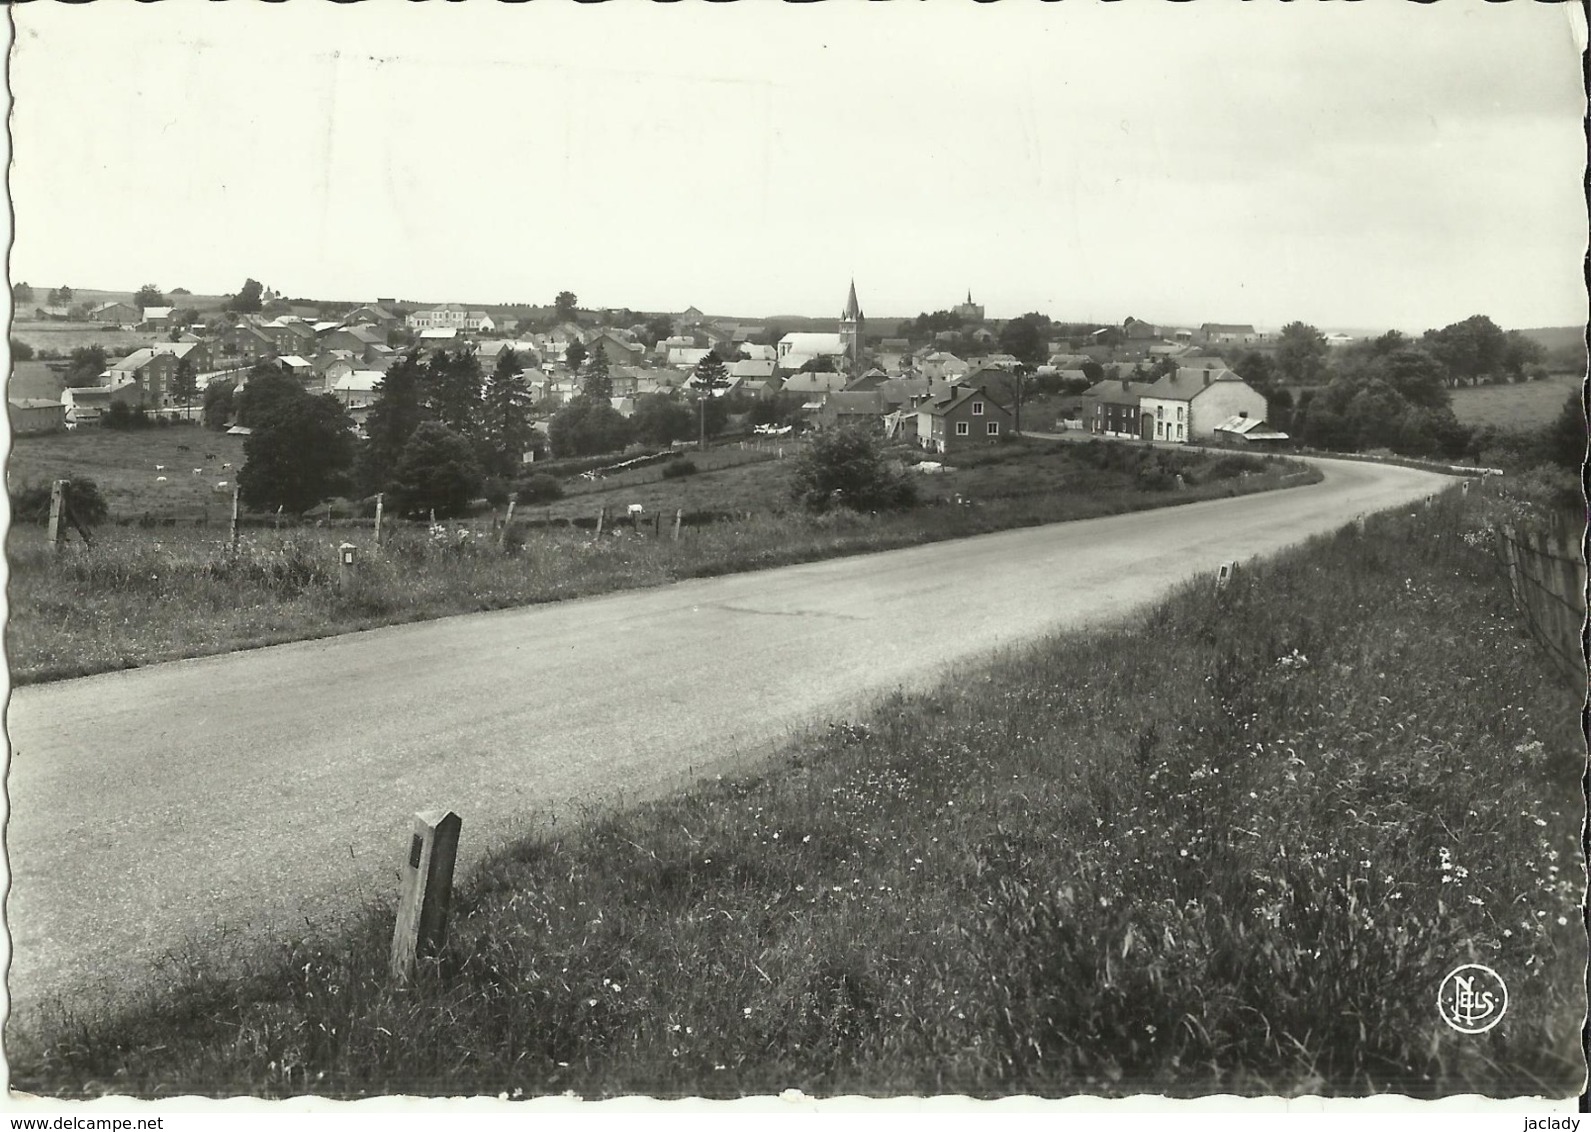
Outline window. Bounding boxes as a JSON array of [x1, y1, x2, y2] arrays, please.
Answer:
[[1156, 421, 1164, 437], [1176, 423, 1184, 439], [987, 422, 1000, 436], [1156, 405, 1164, 419], [1177, 406, 1184, 421], [956, 421, 970, 436], [972, 401, 984, 415]]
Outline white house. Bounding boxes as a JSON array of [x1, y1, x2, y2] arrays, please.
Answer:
[[1139, 366, 1268, 443]]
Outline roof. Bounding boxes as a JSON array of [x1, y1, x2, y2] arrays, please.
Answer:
[[420, 327, 461, 339], [142, 306, 174, 319], [9, 397, 65, 410], [334, 371, 386, 393], [1084, 378, 1157, 406], [842, 279, 863, 321], [823, 390, 887, 415], [111, 348, 158, 372], [1201, 323, 1257, 335], [781, 371, 847, 394], [150, 341, 202, 359], [729, 359, 776, 379], [279, 355, 312, 368], [778, 332, 845, 355], [917, 385, 1011, 418], [1213, 415, 1289, 440], [1143, 367, 1246, 401]]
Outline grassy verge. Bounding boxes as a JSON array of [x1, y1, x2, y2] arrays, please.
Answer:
[[7, 447, 1318, 685], [10, 489, 1582, 1098]]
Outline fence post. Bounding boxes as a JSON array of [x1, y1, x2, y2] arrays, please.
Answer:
[[1215, 561, 1237, 592], [499, 495, 518, 549], [229, 482, 241, 550], [673, 509, 683, 541], [47, 479, 67, 552], [390, 809, 462, 982], [595, 506, 606, 538], [374, 492, 385, 548]]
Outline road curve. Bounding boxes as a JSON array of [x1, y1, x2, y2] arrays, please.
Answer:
[[5, 456, 1448, 1023]]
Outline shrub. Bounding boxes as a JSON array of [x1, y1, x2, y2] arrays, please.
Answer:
[[790, 427, 918, 513], [516, 473, 563, 503], [661, 459, 698, 480], [9, 477, 110, 526], [101, 402, 150, 430], [1204, 453, 1266, 480]]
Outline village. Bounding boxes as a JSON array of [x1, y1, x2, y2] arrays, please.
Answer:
[[10, 279, 1299, 460]]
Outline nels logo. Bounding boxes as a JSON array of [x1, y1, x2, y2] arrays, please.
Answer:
[[1438, 964, 1508, 1034]]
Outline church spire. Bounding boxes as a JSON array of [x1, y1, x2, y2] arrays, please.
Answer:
[[843, 278, 863, 321]]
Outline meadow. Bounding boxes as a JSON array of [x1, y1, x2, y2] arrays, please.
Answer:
[[9, 486, 1582, 1099], [8, 424, 244, 519], [1448, 372, 1581, 430], [7, 440, 1316, 684], [9, 318, 162, 359]]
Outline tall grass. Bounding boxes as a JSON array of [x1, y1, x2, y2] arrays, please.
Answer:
[[11, 491, 1582, 1098], [7, 460, 1317, 685]]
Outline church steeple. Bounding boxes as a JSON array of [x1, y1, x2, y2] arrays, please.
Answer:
[[839, 278, 865, 374]]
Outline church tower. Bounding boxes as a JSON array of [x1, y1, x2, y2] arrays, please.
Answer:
[[839, 278, 865, 374]]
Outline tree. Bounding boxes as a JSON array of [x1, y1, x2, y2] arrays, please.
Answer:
[[203, 379, 236, 431], [689, 350, 730, 450], [227, 281, 264, 316], [1274, 321, 1328, 385], [480, 350, 536, 476], [389, 422, 485, 519], [630, 394, 695, 447], [1230, 350, 1276, 392], [797, 354, 839, 374], [239, 392, 357, 514], [1541, 391, 1587, 471], [234, 365, 304, 428], [1080, 360, 1105, 383], [12, 282, 33, 305], [425, 350, 483, 437], [172, 357, 198, 420], [555, 291, 579, 322], [997, 312, 1051, 367], [135, 284, 166, 310], [64, 345, 108, 387], [1370, 348, 1450, 411], [1423, 315, 1508, 385], [547, 398, 633, 458], [564, 338, 588, 372], [582, 343, 612, 402], [359, 354, 431, 494], [789, 427, 917, 513], [10, 337, 34, 361], [641, 314, 675, 348], [1500, 330, 1547, 380]]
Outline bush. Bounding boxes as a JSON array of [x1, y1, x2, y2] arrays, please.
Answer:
[[790, 427, 918, 513], [516, 473, 563, 503], [1204, 453, 1266, 480], [661, 459, 698, 479], [100, 402, 150, 430], [9, 476, 110, 527]]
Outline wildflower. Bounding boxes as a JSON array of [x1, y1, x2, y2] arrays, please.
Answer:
[[1557, 916, 1569, 926], [743, 1007, 753, 1017]]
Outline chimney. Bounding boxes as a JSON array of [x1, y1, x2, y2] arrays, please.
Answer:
[[1203, 369, 1212, 387], [1121, 379, 1130, 392]]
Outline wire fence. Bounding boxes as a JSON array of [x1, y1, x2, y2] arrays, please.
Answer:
[[1493, 517, 1587, 690]]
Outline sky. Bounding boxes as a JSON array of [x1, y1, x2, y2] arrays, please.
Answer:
[[5, 1, 1587, 332]]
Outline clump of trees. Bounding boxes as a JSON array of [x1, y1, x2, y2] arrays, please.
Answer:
[[790, 427, 917, 513], [238, 379, 358, 514]]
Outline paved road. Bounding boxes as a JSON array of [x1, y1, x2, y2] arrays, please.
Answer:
[[4, 456, 1448, 1024]]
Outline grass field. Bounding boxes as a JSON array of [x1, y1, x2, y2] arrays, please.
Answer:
[[10, 487, 1582, 1099], [9, 319, 163, 359], [6, 441, 1317, 684], [1448, 373, 1581, 431], [7, 425, 245, 519]]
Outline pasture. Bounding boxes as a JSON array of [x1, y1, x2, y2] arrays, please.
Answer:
[[9, 319, 161, 359], [7, 425, 245, 518], [1449, 373, 1581, 431]]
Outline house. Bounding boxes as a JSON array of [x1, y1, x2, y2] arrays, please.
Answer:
[[406, 305, 493, 332], [1212, 414, 1290, 446], [915, 385, 1013, 454], [1199, 323, 1259, 345], [332, 370, 386, 413], [88, 301, 139, 326], [729, 358, 776, 382], [61, 382, 141, 423], [668, 346, 712, 369], [816, 390, 888, 432], [150, 340, 213, 374], [918, 351, 969, 382], [107, 348, 180, 407], [418, 327, 463, 351], [9, 398, 67, 435], [1325, 333, 1357, 349], [320, 325, 386, 356], [1139, 367, 1268, 443], [312, 351, 358, 391], [345, 304, 399, 330], [261, 319, 318, 356], [1123, 316, 1158, 340], [279, 355, 315, 382], [1084, 378, 1159, 439], [584, 330, 645, 366], [217, 323, 275, 365], [737, 343, 777, 363], [780, 371, 847, 397], [776, 332, 845, 371]]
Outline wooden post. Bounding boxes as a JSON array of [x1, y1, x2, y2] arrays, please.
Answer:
[[673, 508, 683, 541], [595, 506, 606, 538], [499, 495, 517, 549], [374, 492, 385, 548], [390, 809, 463, 981], [229, 482, 241, 550], [46, 479, 67, 552]]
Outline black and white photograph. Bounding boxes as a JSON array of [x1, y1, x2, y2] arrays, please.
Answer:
[[3, 0, 1586, 1113]]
